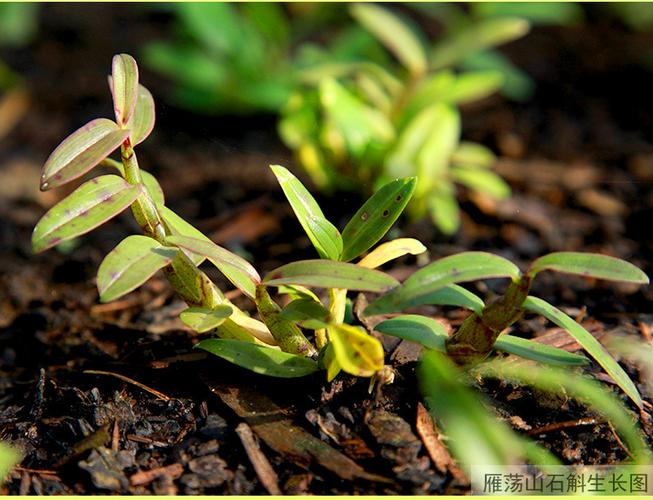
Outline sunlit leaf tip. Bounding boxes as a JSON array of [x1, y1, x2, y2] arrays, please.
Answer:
[[111, 53, 139, 126]]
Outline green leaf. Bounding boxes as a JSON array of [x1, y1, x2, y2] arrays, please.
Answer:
[[376, 314, 587, 367], [527, 252, 649, 284], [431, 18, 530, 69], [270, 165, 342, 260], [428, 186, 461, 235], [494, 335, 589, 367], [111, 53, 139, 126], [445, 70, 504, 104], [319, 78, 394, 159], [159, 206, 211, 265], [414, 284, 485, 314], [180, 306, 233, 333], [307, 215, 343, 261], [350, 3, 427, 76], [341, 178, 417, 262], [196, 339, 319, 378], [263, 260, 399, 292], [0, 442, 20, 480], [358, 238, 426, 269], [460, 49, 535, 102], [40, 118, 130, 190], [365, 252, 521, 315], [276, 284, 320, 302], [471, 2, 584, 26], [416, 103, 460, 194], [419, 351, 561, 470], [398, 71, 456, 128], [451, 141, 496, 168], [279, 298, 331, 329], [327, 323, 384, 377], [375, 315, 447, 350], [97, 235, 176, 302], [523, 295, 642, 408], [32, 175, 142, 253], [127, 84, 156, 146], [166, 235, 260, 300], [452, 166, 511, 199]]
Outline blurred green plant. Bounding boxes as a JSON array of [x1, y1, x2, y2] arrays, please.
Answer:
[[0, 3, 37, 90], [280, 3, 528, 234], [143, 3, 296, 113], [414, 2, 583, 101], [0, 3, 37, 139], [0, 443, 20, 485]]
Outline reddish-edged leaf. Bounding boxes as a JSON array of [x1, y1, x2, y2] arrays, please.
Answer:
[[127, 84, 156, 146], [166, 235, 260, 300], [111, 53, 139, 125], [32, 175, 142, 253], [97, 235, 176, 302], [40, 118, 129, 191]]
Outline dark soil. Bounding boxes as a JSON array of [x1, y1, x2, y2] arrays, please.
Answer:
[[1, 4, 652, 495]]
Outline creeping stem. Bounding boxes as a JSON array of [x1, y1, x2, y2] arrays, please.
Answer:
[[445, 276, 532, 365], [256, 286, 317, 357]]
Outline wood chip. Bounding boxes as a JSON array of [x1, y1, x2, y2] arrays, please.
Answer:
[[130, 463, 184, 487], [204, 378, 391, 484], [415, 403, 467, 483], [236, 422, 282, 495]]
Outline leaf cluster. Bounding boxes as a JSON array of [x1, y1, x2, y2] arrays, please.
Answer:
[[32, 54, 652, 477], [279, 3, 524, 234]]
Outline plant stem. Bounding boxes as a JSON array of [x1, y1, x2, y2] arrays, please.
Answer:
[[120, 140, 167, 242], [445, 276, 532, 365], [256, 286, 317, 357]]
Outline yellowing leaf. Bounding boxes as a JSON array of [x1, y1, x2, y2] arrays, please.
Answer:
[[41, 118, 129, 190], [32, 175, 142, 253], [358, 238, 426, 269], [327, 323, 384, 377]]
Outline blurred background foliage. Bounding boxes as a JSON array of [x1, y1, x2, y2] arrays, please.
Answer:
[[2, 1, 653, 233]]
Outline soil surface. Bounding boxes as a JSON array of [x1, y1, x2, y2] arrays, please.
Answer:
[[1, 5, 652, 495]]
